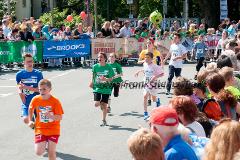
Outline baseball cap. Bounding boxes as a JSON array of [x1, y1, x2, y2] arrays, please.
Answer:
[[149, 106, 179, 126]]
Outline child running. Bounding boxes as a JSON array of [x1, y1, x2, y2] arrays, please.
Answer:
[[89, 52, 115, 126], [192, 34, 208, 80], [16, 53, 43, 125], [28, 79, 64, 160], [135, 52, 164, 120], [108, 53, 123, 113]]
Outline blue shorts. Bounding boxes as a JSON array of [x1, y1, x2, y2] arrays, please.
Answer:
[[21, 104, 29, 117]]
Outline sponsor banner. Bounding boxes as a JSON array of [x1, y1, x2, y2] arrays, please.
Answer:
[[205, 35, 221, 50], [0, 41, 42, 64], [91, 38, 145, 59], [43, 39, 90, 58], [220, 0, 228, 20]]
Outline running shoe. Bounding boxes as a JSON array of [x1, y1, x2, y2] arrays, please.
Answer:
[[144, 112, 149, 120], [100, 120, 108, 127], [166, 91, 170, 95]]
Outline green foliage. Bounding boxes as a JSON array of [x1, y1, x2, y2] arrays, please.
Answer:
[[138, 0, 162, 18], [39, 8, 82, 28], [0, 0, 16, 19]]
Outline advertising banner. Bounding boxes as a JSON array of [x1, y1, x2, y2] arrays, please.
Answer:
[[0, 41, 43, 64], [43, 39, 90, 58]]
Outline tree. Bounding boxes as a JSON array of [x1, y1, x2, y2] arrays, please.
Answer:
[[0, 0, 16, 20]]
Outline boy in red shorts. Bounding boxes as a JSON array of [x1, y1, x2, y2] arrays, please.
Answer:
[[28, 79, 64, 160]]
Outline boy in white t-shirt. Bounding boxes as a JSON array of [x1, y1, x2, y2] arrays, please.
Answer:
[[135, 52, 164, 120], [163, 33, 187, 95]]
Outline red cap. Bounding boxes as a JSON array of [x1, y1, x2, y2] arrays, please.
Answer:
[[149, 106, 179, 126]]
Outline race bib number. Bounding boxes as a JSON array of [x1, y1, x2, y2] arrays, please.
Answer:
[[39, 107, 53, 123], [23, 88, 34, 95], [197, 49, 203, 54], [113, 68, 117, 75], [96, 75, 104, 84]]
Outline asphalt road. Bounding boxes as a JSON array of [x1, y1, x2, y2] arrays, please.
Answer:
[[0, 64, 196, 160]]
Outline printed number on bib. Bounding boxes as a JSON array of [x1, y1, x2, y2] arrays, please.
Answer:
[[39, 110, 54, 123]]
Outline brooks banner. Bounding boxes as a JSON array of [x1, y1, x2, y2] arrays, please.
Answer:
[[0, 41, 43, 64], [43, 39, 91, 58]]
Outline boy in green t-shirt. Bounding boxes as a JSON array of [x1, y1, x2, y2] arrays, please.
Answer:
[[89, 52, 115, 126], [108, 53, 123, 112]]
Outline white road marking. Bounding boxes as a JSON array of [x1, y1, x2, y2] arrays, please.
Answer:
[[0, 70, 75, 98], [0, 86, 16, 88], [49, 70, 75, 80], [0, 92, 14, 98]]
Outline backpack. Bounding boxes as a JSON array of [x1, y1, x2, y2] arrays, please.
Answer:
[[200, 99, 223, 121]]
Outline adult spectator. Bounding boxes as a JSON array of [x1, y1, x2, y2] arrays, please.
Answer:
[[227, 21, 237, 38], [96, 32, 104, 38], [134, 20, 143, 35], [0, 27, 6, 41], [101, 21, 112, 38], [7, 28, 20, 41], [58, 24, 66, 39], [32, 26, 43, 40], [204, 119, 240, 160], [170, 21, 179, 33], [110, 20, 116, 30], [127, 128, 165, 160], [41, 25, 53, 40], [149, 106, 198, 160], [112, 23, 120, 37], [73, 23, 84, 39], [218, 19, 227, 32], [64, 26, 73, 40], [215, 30, 229, 58], [19, 25, 34, 42], [85, 26, 94, 38], [2, 18, 11, 39], [225, 18, 231, 29], [142, 17, 149, 29], [118, 20, 132, 38], [170, 96, 206, 137]]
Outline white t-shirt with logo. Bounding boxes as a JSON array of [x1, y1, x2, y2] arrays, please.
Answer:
[[169, 43, 187, 68]]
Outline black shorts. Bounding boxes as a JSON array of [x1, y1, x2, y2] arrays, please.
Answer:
[[94, 93, 110, 104]]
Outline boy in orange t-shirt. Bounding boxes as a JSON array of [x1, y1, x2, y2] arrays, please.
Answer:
[[28, 79, 64, 160]]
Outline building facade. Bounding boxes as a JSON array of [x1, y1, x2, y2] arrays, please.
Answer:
[[15, 0, 56, 20]]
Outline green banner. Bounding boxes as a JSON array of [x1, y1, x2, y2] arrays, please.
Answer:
[[0, 41, 43, 64]]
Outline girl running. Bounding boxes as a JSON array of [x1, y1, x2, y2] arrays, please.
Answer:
[[108, 53, 123, 113], [89, 52, 115, 126]]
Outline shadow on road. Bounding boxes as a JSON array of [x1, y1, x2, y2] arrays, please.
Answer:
[[108, 125, 137, 132], [119, 111, 143, 118], [44, 152, 91, 160]]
